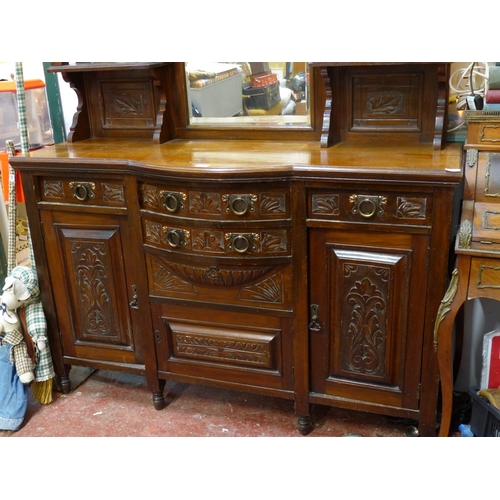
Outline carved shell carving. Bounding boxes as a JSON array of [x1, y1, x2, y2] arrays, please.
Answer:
[[396, 197, 427, 219], [159, 260, 273, 287]]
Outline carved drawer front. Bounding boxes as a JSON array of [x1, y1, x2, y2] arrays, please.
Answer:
[[140, 182, 289, 220], [469, 257, 500, 301], [145, 252, 293, 311], [307, 189, 431, 226], [40, 178, 126, 207], [143, 218, 291, 256], [152, 303, 293, 391]]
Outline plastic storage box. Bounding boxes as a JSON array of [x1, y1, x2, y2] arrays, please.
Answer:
[[469, 387, 500, 437], [0, 79, 53, 148]]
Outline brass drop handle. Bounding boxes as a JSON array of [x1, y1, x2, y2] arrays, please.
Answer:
[[358, 198, 377, 218], [350, 195, 387, 218], [69, 182, 95, 202], [165, 228, 186, 248], [232, 234, 251, 253], [309, 304, 321, 331], [161, 191, 184, 213], [225, 194, 257, 216], [129, 285, 139, 309]]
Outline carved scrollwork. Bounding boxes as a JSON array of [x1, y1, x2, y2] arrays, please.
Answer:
[[396, 197, 427, 219], [102, 183, 125, 203]]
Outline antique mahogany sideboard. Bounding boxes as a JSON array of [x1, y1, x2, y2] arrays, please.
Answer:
[[11, 62, 463, 436]]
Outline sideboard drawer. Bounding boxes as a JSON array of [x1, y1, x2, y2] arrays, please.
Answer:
[[143, 217, 291, 256], [152, 303, 293, 392], [146, 252, 293, 311], [39, 177, 126, 207], [140, 182, 290, 220], [307, 189, 431, 226]]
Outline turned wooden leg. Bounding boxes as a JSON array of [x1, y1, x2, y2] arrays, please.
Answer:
[[59, 375, 71, 394], [152, 392, 165, 410], [297, 416, 313, 435]]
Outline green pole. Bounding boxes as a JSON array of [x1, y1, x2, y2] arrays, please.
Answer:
[[43, 62, 66, 144]]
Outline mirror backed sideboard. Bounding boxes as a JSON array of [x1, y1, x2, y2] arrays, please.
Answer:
[[11, 62, 462, 436]]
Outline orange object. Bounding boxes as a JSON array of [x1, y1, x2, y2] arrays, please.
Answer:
[[0, 150, 25, 202]]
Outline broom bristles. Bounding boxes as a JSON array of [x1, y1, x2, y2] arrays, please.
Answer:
[[31, 378, 53, 404]]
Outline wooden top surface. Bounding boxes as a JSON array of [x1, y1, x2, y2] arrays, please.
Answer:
[[11, 138, 463, 185]]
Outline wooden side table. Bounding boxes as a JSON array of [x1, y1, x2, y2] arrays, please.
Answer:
[[435, 111, 500, 436]]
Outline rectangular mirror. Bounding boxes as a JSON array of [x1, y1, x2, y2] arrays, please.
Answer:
[[185, 62, 311, 129]]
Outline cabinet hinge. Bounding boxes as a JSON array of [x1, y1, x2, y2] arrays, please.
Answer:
[[426, 247, 430, 268], [417, 383, 422, 401]]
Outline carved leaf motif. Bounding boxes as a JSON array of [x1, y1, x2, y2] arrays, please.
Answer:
[[345, 277, 386, 376], [71, 242, 112, 336], [260, 231, 287, 253], [114, 95, 143, 115], [192, 230, 224, 252], [367, 93, 402, 114], [102, 183, 124, 203], [260, 194, 285, 214], [190, 192, 221, 214], [145, 221, 163, 244], [44, 180, 64, 199], [397, 197, 426, 219], [142, 184, 160, 208], [312, 195, 339, 215]]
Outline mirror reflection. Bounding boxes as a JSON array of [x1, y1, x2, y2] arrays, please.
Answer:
[[185, 62, 310, 128]]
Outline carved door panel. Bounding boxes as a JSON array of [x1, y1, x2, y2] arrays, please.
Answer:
[[309, 228, 429, 410], [40, 210, 142, 365]]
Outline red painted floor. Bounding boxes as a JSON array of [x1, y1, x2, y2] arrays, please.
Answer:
[[3, 368, 417, 437]]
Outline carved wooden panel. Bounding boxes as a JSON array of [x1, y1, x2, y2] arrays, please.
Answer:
[[145, 253, 291, 310], [311, 194, 340, 215], [351, 73, 422, 132], [396, 197, 427, 219], [167, 320, 279, 370], [100, 80, 156, 129], [58, 226, 133, 348]]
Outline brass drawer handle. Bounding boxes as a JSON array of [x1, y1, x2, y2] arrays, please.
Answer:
[[350, 195, 387, 218], [69, 182, 95, 201], [224, 194, 257, 216], [226, 233, 257, 254], [165, 228, 188, 248], [160, 191, 185, 213]]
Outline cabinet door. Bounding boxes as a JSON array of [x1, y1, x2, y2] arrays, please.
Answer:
[[40, 210, 142, 365], [309, 229, 428, 411]]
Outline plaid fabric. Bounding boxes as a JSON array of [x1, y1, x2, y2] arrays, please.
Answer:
[[14, 63, 30, 154], [24, 300, 54, 382], [9, 266, 55, 382], [5, 141, 17, 274], [2, 328, 34, 376]]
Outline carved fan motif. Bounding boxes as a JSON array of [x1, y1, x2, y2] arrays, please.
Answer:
[[312, 194, 339, 215], [260, 194, 286, 214], [238, 272, 284, 303], [102, 183, 125, 203], [189, 192, 221, 214]]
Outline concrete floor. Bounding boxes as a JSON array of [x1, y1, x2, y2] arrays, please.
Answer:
[[1, 367, 421, 437]]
